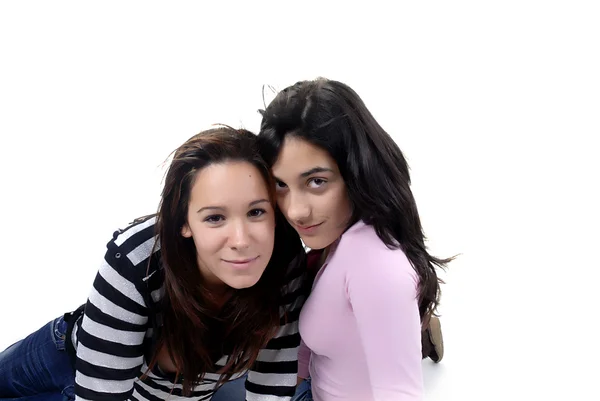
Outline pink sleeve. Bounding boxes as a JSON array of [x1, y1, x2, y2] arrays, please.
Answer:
[[346, 257, 423, 401], [297, 338, 311, 378]]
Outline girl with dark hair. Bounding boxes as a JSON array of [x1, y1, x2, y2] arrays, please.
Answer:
[[0, 126, 307, 401], [257, 78, 454, 401]]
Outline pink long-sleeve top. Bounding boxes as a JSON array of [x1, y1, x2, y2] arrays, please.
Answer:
[[298, 220, 423, 401]]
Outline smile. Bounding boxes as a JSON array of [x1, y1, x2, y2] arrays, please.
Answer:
[[222, 256, 259, 268], [296, 222, 323, 234]]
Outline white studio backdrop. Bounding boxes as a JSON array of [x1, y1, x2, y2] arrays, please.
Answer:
[[0, 1, 598, 400]]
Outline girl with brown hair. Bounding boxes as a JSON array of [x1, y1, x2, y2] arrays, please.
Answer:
[[0, 126, 307, 401]]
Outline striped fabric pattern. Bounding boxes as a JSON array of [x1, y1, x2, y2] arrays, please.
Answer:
[[71, 216, 306, 401]]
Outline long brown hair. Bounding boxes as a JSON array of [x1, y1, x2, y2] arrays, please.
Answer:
[[258, 78, 455, 326], [151, 126, 303, 395]]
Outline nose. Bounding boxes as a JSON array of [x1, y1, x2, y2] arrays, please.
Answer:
[[283, 191, 311, 224], [229, 219, 250, 250]]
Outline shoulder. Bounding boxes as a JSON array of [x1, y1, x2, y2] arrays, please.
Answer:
[[336, 221, 417, 287], [337, 221, 408, 265], [110, 215, 159, 255], [104, 215, 162, 285]]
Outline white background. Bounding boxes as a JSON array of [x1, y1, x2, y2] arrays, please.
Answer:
[[1, 1, 598, 400]]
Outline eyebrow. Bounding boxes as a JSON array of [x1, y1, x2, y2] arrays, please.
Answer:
[[300, 167, 334, 177], [274, 166, 334, 182], [197, 199, 269, 214]]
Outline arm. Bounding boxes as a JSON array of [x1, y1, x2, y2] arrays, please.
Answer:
[[74, 244, 149, 400], [245, 268, 307, 401], [346, 256, 423, 401], [297, 339, 310, 381]]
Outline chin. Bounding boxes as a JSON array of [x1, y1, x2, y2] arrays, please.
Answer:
[[300, 236, 331, 250], [226, 275, 262, 290]]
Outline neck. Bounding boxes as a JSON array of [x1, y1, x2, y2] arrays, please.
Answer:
[[322, 239, 340, 263], [319, 246, 330, 267], [203, 284, 233, 311]]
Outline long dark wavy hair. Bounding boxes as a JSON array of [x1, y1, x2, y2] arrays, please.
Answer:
[[257, 78, 454, 325], [151, 126, 303, 395]]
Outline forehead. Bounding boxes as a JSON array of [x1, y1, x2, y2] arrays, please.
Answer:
[[272, 136, 338, 177], [190, 161, 269, 205]]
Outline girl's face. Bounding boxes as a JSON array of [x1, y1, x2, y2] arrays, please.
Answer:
[[271, 136, 352, 250], [182, 161, 275, 290]]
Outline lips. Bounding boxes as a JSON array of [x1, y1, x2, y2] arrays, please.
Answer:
[[295, 222, 323, 234], [298, 222, 322, 229], [223, 257, 258, 264]]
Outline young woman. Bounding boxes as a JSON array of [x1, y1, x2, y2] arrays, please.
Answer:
[[257, 78, 453, 401], [0, 127, 307, 401]]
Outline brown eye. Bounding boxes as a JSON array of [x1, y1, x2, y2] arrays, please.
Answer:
[[204, 215, 225, 224], [248, 208, 266, 218], [307, 178, 326, 188], [275, 180, 289, 193]]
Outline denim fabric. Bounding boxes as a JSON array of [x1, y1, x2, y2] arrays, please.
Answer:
[[291, 377, 313, 401], [211, 373, 247, 401], [0, 316, 75, 401]]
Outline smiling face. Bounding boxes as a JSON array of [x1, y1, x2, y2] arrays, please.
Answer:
[[271, 136, 352, 250], [181, 161, 276, 290]]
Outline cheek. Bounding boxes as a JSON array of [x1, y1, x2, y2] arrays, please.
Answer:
[[276, 195, 289, 216], [276, 197, 297, 226], [253, 219, 276, 250], [324, 188, 351, 223], [192, 227, 223, 260], [316, 192, 338, 216]]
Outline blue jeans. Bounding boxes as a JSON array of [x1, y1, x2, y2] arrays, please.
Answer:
[[291, 377, 313, 401], [211, 373, 247, 401], [0, 316, 75, 401], [0, 318, 280, 401]]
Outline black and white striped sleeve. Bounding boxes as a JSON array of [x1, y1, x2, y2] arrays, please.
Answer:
[[74, 234, 151, 400], [245, 265, 307, 401]]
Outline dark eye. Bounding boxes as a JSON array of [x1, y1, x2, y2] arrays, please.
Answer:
[[204, 215, 225, 224], [248, 208, 266, 218], [308, 178, 326, 188], [275, 180, 288, 191]]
